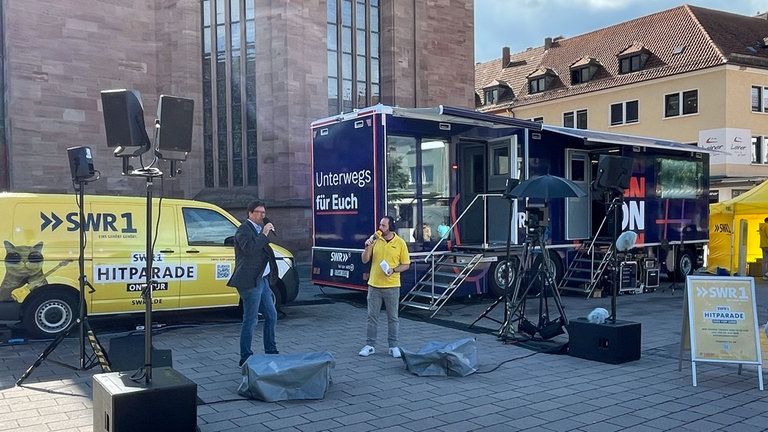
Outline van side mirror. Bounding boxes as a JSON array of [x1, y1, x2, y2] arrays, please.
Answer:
[[224, 236, 234, 246]]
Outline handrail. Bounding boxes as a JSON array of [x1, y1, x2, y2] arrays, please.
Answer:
[[424, 193, 503, 263]]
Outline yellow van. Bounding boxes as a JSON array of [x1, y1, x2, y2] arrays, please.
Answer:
[[0, 192, 298, 338]]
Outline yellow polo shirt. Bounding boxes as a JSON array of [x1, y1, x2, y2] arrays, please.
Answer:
[[367, 233, 410, 288]]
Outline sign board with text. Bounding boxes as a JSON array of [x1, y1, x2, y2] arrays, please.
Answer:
[[684, 276, 763, 390]]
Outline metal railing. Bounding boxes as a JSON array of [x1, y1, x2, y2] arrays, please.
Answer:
[[424, 193, 504, 266]]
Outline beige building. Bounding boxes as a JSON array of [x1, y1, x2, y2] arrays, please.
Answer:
[[0, 0, 475, 257], [475, 5, 768, 202]]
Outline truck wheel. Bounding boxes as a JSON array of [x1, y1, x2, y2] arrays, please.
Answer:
[[670, 249, 694, 282], [22, 290, 79, 338], [489, 256, 519, 297], [547, 250, 564, 284]]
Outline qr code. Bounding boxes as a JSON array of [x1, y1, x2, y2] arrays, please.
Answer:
[[216, 263, 232, 280]]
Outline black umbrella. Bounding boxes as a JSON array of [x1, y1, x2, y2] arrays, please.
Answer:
[[510, 174, 587, 200]]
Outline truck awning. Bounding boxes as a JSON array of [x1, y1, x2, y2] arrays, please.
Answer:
[[541, 125, 717, 153], [390, 105, 544, 131]]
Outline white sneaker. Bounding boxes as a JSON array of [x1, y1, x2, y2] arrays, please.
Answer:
[[389, 347, 402, 358], [358, 345, 375, 356]]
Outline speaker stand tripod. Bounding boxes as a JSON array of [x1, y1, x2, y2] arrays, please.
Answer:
[[16, 179, 110, 386], [498, 226, 568, 342]]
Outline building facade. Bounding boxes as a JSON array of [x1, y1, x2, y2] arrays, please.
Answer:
[[0, 0, 475, 257], [475, 5, 768, 202]]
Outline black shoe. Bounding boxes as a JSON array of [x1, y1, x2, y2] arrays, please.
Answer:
[[238, 356, 250, 367], [266, 350, 279, 355]]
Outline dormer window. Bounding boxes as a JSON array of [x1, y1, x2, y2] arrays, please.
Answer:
[[485, 88, 500, 105], [571, 67, 591, 84], [529, 77, 546, 94], [617, 42, 650, 74], [619, 54, 644, 73], [527, 68, 556, 94], [482, 80, 512, 105], [569, 56, 599, 85]]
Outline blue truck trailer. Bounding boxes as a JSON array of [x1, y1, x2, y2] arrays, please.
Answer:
[[310, 104, 710, 299]]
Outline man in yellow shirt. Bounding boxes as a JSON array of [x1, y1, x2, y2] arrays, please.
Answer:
[[359, 215, 410, 358], [760, 217, 768, 280]]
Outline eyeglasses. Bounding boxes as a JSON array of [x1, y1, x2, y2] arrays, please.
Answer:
[[251, 210, 266, 214]]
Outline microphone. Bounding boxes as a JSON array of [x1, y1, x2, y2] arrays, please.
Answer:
[[263, 217, 276, 236]]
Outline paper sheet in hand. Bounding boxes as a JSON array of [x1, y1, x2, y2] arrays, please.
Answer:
[[379, 260, 391, 274]]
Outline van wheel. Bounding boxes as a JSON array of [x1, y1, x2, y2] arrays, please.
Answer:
[[270, 285, 283, 309], [23, 290, 79, 338]]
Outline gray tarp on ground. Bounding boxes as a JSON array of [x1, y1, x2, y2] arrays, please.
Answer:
[[238, 351, 336, 402], [401, 337, 477, 377]]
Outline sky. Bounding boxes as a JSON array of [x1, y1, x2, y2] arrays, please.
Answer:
[[475, 0, 768, 63]]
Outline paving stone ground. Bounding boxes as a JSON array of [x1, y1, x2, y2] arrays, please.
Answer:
[[2, 267, 767, 432]]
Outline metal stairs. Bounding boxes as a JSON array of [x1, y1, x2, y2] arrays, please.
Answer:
[[400, 252, 484, 317], [558, 237, 614, 297]]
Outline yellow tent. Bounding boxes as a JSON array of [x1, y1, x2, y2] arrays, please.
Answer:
[[707, 179, 768, 274]]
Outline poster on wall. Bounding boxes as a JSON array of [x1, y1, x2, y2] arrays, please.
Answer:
[[683, 276, 763, 390]]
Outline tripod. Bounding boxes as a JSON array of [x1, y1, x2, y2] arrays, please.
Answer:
[[498, 225, 568, 341], [470, 182, 518, 329], [16, 179, 111, 386]]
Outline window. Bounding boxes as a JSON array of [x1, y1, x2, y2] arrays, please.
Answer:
[[656, 158, 704, 199], [752, 136, 768, 164], [408, 165, 434, 184], [610, 100, 639, 126], [327, 0, 380, 115], [201, 0, 258, 188], [619, 54, 643, 74], [563, 109, 588, 129], [531, 116, 544, 123], [751, 86, 768, 113], [571, 67, 591, 84], [387, 136, 449, 244], [529, 77, 546, 94], [664, 90, 698, 118], [485, 88, 499, 105], [182, 207, 237, 245]]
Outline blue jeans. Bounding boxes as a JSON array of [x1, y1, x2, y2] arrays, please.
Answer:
[[238, 277, 277, 362]]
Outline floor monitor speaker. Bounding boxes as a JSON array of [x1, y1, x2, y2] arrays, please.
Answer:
[[93, 367, 197, 432], [567, 317, 641, 364]]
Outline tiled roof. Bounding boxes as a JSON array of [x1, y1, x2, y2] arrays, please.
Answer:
[[474, 46, 546, 107], [476, 4, 768, 112]]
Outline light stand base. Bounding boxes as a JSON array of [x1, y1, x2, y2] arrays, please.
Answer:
[[567, 317, 641, 364], [93, 367, 197, 432]]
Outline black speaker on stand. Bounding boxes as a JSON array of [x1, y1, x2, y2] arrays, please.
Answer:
[[67, 146, 96, 181], [568, 154, 642, 364], [93, 89, 198, 432]]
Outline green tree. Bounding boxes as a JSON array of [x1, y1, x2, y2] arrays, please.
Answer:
[[387, 154, 410, 190]]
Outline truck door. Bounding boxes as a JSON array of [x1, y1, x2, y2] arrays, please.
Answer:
[[457, 143, 486, 244], [565, 149, 591, 240], [457, 138, 516, 245]]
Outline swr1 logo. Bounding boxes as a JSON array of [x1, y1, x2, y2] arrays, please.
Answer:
[[40, 211, 138, 233], [712, 224, 731, 233]]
